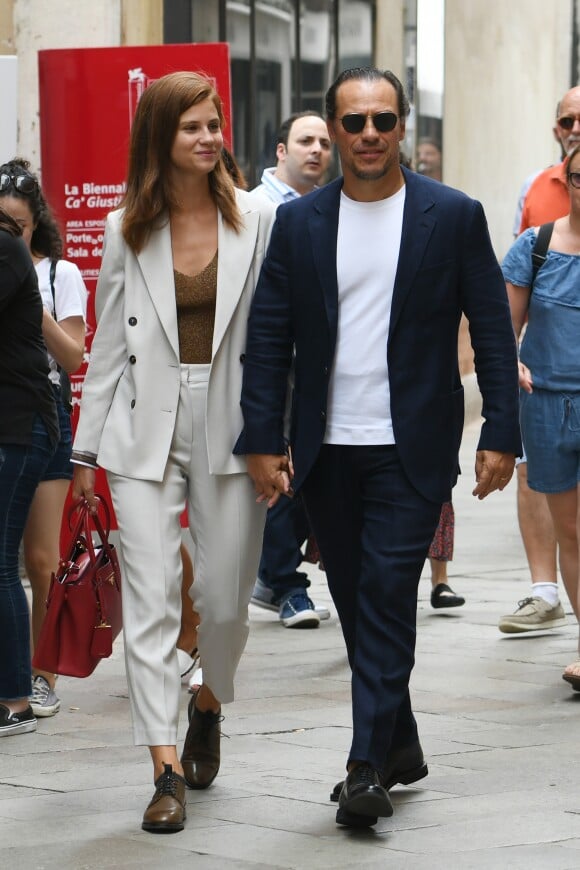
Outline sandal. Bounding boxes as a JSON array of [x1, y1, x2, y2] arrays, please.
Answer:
[[430, 583, 465, 609], [177, 647, 199, 681], [562, 661, 580, 691], [188, 665, 203, 694]]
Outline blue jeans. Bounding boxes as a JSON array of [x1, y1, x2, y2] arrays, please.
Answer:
[[0, 416, 55, 699], [258, 495, 311, 602]]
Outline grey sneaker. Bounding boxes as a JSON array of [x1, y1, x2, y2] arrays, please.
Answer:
[[251, 577, 331, 620], [498, 597, 566, 633], [30, 675, 61, 717]]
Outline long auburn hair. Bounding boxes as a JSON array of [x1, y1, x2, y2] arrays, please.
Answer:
[[121, 71, 242, 252]]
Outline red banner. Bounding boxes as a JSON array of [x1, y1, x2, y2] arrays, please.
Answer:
[[38, 44, 232, 533]]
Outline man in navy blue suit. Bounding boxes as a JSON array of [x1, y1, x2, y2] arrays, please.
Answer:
[[235, 67, 521, 828]]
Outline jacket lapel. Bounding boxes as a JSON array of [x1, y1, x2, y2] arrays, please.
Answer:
[[212, 197, 259, 358], [389, 167, 437, 335], [308, 178, 342, 334], [136, 220, 179, 352]]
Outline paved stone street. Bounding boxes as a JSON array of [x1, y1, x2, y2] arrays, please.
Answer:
[[2, 415, 580, 869]]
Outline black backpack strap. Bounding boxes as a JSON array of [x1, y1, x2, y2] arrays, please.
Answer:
[[49, 258, 58, 317], [531, 222, 554, 287], [47, 257, 72, 412]]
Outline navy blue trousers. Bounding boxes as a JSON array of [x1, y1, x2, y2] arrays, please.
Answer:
[[301, 444, 442, 771], [258, 495, 311, 601]]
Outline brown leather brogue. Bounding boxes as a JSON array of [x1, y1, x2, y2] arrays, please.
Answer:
[[142, 763, 186, 833], [180, 693, 222, 789]]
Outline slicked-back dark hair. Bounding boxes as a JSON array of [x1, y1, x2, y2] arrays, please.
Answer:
[[325, 67, 410, 121]]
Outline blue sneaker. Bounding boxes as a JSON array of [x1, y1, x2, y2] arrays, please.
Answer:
[[251, 578, 331, 620], [279, 592, 321, 628]]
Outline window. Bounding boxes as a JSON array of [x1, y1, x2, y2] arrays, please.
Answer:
[[164, 0, 375, 185]]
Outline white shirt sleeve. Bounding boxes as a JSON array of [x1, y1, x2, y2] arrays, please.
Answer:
[[36, 257, 88, 322]]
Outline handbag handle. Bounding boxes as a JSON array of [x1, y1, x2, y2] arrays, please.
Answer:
[[65, 496, 120, 629], [61, 496, 117, 587], [67, 494, 112, 539]]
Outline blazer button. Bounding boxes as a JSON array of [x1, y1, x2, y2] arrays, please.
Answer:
[[130, 399, 136, 409], [128, 317, 137, 326], [129, 355, 136, 364], [320, 410, 326, 420], [323, 366, 329, 376], [239, 353, 246, 363]]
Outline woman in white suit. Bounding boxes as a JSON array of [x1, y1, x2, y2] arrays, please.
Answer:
[[72, 72, 275, 833]]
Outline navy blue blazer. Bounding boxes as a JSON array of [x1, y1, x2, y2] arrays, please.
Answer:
[[235, 168, 521, 504]]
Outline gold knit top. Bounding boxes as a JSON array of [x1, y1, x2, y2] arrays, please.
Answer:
[[174, 251, 217, 364]]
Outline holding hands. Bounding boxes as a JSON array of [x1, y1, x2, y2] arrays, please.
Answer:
[[246, 453, 294, 508]]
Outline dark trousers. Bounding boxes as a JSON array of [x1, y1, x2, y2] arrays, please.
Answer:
[[301, 444, 442, 771], [258, 494, 311, 601]]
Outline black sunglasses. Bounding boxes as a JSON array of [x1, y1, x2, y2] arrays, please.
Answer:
[[339, 111, 398, 134], [557, 115, 580, 131], [0, 172, 38, 194], [568, 171, 580, 189]]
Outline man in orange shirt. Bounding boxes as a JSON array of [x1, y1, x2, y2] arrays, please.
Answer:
[[499, 86, 580, 633]]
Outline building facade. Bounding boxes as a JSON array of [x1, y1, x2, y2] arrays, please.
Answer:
[[0, 0, 577, 377]]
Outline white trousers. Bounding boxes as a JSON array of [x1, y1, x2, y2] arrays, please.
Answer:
[[107, 364, 265, 746]]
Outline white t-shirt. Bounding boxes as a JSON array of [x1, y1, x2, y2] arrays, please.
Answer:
[[35, 257, 88, 385], [324, 185, 405, 445]]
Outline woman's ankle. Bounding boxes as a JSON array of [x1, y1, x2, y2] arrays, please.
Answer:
[[0, 698, 30, 713]]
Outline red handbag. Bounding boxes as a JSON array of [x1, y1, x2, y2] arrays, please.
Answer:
[[32, 496, 122, 678]]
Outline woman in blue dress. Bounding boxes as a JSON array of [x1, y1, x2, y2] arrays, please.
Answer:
[[502, 142, 580, 689]]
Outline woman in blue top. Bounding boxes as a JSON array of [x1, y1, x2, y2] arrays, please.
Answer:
[[502, 142, 580, 690]]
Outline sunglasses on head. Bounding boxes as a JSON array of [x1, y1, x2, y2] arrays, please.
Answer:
[[0, 172, 38, 194], [557, 115, 580, 131], [339, 111, 398, 134], [568, 171, 580, 189]]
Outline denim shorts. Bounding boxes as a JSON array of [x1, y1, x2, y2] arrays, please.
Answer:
[[42, 385, 73, 481], [520, 387, 580, 493]]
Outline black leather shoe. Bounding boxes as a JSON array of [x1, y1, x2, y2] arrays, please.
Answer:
[[142, 763, 186, 833], [330, 740, 428, 802], [336, 763, 393, 828], [180, 693, 222, 789], [431, 582, 465, 608]]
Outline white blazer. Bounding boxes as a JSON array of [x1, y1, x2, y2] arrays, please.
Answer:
[[74, 189, 276, 481]]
